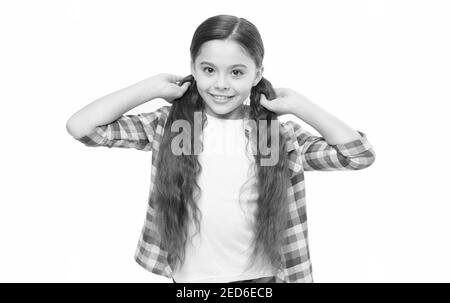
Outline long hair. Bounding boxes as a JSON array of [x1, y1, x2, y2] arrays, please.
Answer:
[[152, 14, 290, 273]]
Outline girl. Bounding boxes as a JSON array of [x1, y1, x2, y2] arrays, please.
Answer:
[[66, 14, 376, 283]]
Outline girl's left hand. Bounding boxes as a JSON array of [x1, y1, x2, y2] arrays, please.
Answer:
[[260, 88, 310, 116]]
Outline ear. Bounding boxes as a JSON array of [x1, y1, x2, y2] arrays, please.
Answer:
[[253, 66, 264, 87]]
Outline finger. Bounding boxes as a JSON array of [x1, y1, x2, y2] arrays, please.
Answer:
[[259, 94, 272, 109], [181, 81, 191, 92], [259, 94, 267, 103], [175, 75, 185, 82], [167, 74, 184, 83]]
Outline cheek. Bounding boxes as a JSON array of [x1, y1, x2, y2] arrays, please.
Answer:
[[228, 82, 253, 95], [235, 85, 253, 97], [195, 78, 211, 92], [234, 78, 254, 92]]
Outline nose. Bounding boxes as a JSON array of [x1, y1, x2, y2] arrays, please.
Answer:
[[214, 74, 230, 90]]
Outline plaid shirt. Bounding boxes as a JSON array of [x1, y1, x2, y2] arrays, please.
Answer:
[[74, 105, 376, 283]]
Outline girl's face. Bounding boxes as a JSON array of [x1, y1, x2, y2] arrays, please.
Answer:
[[191, 39, 263, 120]]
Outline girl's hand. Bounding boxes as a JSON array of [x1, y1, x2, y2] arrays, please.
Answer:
[[260, 88, 310, 116], [151, 73, 191, 103]]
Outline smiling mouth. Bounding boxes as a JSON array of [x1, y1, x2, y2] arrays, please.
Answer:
[[209, 93, 235, 102]]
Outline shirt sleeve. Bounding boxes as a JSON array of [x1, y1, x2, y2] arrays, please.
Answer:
[[73, 106, 168, 151], [284, 120, 376, 171]]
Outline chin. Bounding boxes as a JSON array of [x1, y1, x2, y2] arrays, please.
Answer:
[[205, 102, 244, 118], [209, 104, 233, 112]]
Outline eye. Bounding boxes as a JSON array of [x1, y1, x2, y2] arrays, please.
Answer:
[[202, 67, 244, 77], [203, 67, 214, 73], [232, 70, 244, 77]]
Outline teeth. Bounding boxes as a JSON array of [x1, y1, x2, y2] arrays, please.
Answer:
[[211, 94, 233, 101]]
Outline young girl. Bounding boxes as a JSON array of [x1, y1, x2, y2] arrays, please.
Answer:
[[66, 14, 375, 283]]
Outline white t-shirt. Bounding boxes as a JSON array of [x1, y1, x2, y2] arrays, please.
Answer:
[[171, 112, 275, 283]]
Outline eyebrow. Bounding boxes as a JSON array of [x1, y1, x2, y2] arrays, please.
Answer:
[[199, 61, 248, 69]]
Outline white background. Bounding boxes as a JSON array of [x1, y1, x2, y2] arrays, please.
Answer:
[[1, 0, 449, 282]]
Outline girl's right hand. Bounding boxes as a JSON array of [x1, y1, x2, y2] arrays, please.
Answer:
[[150, 73, 191, 104]]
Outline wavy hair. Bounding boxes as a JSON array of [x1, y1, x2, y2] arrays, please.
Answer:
[[152, 15, 290, 273]]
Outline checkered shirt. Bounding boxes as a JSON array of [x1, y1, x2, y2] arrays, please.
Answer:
[[74, 105, 376, 283]]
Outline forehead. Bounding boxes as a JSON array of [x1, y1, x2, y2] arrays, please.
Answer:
[[195, 40, 255, 68]]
